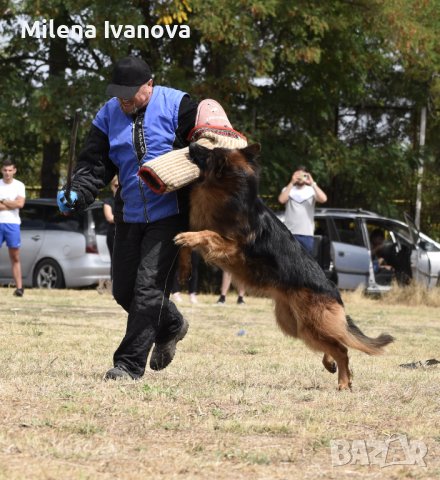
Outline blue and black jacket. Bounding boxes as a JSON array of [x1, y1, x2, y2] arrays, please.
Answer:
[[70, 86, 198, 223]]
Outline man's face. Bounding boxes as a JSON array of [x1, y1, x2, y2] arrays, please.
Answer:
[[1, 165, 16, 183], [371, 234, 384, 248], [118, 80, 153, 114]]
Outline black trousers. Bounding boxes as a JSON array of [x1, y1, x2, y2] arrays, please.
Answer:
[[111, 214, 187, 378], [106, 225, 115, 279]]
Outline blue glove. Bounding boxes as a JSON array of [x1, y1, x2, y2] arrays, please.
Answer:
[[57, 190, 78, 213]]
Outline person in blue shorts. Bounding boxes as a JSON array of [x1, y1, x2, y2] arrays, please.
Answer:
[[0, 159, 26, 296]]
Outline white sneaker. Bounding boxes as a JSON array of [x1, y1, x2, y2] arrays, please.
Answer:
[[189, 293, 198, 304], [172, 292, 183, 303]]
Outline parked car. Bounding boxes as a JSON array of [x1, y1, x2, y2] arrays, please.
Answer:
[[276, 208, 440, 293], [0, 199, 111, 289]]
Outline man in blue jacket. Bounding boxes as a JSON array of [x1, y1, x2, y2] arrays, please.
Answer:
[[58, 57, 197, 380]]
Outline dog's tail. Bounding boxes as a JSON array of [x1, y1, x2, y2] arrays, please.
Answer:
[[344, 315, 395, 355]]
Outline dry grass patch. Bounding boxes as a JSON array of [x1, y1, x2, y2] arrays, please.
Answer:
[[381, 282, 440, 307], [0, 286, 439, 479]]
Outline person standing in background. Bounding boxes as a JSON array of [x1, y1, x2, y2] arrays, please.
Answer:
[[0, 159, 26, 297], [103, 176, 119, 279], [216, 270, 246, 305], [278, 166, 327, 255], [171, 251, 201, 304]]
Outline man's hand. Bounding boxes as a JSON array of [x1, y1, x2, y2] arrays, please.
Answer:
[[57, 190, 78, 214], [291, 171, 301, 184], [292, 170, 311, 184], [303, 172, 314, 185]]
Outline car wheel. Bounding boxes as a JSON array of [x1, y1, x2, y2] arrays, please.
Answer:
[[33, 259, 65, 289]]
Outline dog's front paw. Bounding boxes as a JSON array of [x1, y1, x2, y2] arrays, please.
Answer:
[[174, 232, 201, 248]]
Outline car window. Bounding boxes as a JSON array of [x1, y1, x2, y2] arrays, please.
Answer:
[[20, 204, 46, 229], [90, 206, 108, 236], [314, 218, 329, 237], [44, 206, 84, 232], [366, 220, 412, 246], [332, 218, 364, 246], [419, 235, 440, 252], [366, 223, 392, 246]]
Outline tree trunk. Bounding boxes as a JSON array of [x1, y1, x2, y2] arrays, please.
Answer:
[[40, 139, 61, 197], [39, 7, 69, 198]]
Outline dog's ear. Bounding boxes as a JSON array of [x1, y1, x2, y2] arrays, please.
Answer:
[[189, 143, 213, 170], [240, 143, 261, 166], [189, 142, 211, 160]]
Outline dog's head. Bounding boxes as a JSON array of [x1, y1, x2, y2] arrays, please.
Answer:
[[189, 143, 261, 182]]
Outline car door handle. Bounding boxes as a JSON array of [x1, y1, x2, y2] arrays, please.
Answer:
[[338, 251, 345, 257], [31, 235, 41, 241]]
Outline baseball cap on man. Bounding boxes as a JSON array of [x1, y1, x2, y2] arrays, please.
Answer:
[[106, 57, 152, 99]]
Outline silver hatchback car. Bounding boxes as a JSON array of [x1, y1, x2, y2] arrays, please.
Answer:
[[0, 199, 111, 289], [277, 208, 440, 293]]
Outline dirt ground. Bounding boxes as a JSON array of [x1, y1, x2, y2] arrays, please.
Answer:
[[0, 287, 439, 479]]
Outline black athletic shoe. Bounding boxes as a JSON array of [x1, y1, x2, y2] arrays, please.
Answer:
[[14, 288, 24, 297], [149, 318, 189, 371], [237, 296, 245, 305], [216, 295, 226, 305], [104, 365, 134, 381]]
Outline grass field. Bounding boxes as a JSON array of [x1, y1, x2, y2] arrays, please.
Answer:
[[0, 286, 439, 479]]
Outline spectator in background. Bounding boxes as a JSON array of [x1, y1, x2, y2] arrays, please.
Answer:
[[278, 166, 327, 255], [103, 176, 118, 278], [370, 228, 393, 274], [216, 270, 246, 305], [0, 159, 26, 297], [171, 251, 201, 304]]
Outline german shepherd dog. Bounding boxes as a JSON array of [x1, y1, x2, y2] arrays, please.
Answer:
[[174, 143, 394, 390]]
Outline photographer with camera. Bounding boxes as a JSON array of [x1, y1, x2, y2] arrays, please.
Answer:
[[278, 166, 327, 254]]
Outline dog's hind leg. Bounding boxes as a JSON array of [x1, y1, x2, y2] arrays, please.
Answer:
[[274, 298, 298, 338], [302, 331, 351, 390], [294, 297, 352, 389], [323, 342, 351, 390], [322, 353, 337, 374]]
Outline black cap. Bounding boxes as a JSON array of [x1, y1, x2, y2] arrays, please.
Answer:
[[106, 57, 152, 99]]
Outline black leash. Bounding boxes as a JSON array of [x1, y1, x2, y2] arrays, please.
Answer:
[[65, 108, 82, 204]]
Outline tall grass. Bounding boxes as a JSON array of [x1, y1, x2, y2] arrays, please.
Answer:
[[381, 282, 440, 307]]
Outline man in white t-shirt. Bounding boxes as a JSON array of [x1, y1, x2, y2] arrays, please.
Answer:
[[0, 159, 26, 296], [278, 165, 327, 254]]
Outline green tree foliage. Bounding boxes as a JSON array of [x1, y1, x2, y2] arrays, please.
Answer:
[[0, 0, 439, 236]]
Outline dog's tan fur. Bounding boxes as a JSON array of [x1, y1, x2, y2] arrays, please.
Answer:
[[175, 144, 394, 390]]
